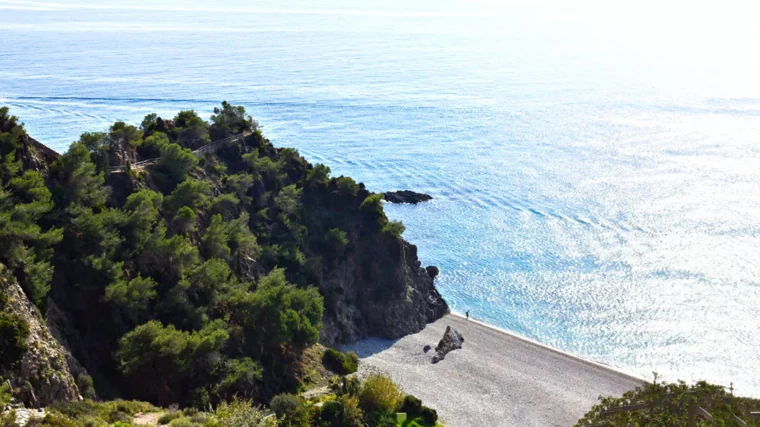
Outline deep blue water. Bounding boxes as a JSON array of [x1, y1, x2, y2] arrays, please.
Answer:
[[2, 0, 759, 396]]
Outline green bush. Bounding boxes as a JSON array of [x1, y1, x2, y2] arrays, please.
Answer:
[[321, 349, 359, 375], [168, 417, 199, 427], [157, 412, 182, 425], [329, 376, 361, 398], [38, 413, 78, 427], [75, 373, 96, 400], [358, 374, 403, 415], [0, 382, 11, 408], [381, 220, 405, 238], [575, 379, 760, 426], [213, 398, 269, 427], [317, 395, 363, 427], [419, 407, 438, 425], [397, 395, 422, 416], [269, 393, 310, 426], [269, 394, 300, 419], [0, 311, 29, 370]]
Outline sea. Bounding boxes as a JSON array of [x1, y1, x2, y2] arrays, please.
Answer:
[[2, 0, 759, 396]]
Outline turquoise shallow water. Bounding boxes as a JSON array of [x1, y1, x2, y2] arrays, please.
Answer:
[[2, 0, 759, 396]]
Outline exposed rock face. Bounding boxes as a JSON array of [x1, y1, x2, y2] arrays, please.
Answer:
[[0, 267, 82, 407], [319, 235, 449, 345], [432, 326, 464, 364], [384, 190, 433, 204]]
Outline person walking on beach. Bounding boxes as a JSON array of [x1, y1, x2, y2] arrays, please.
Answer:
[[466, 310, 470, 319]]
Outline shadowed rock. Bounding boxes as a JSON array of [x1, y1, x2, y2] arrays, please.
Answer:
[[432, 326, 464, 363], [384, 190, 432, 204]]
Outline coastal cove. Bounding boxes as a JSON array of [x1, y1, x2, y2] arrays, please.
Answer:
[[2, 0, 760, 398], [344, 314, 643, 426]]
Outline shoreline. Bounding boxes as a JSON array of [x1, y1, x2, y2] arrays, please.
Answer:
[[447, 311, 647, 384], [344, 314, 643, 426]]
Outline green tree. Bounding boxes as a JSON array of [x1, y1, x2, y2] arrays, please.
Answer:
[[202, 214, 232, 262], [53, 142, 110, 209], [0, 306, 29, 370], [140, 113, 159, 136], [209, 101, 256, 140], [123, 189, 163, 253], [0, 138, 63, 306], [173, 206, 197, 235], [210, 193, 240, 221], [105, 275, 158, 323], [225, 172, 254, 205], [116, 320, 229, 404], [171, 110, 209, 149], [154, 143, 198, 188], [138, 222, 199, 283], [165, 179, 210, 213], [214, 357, 263, 399], [227, 268, 322, 357], [139, 131, 170, 159]]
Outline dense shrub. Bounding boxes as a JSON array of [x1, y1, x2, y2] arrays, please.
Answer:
[[420, 407, 438, 424], [157, 412, 182, 425], [213, 398, 270, 427], [329, 375, 361, 398], [0, 311, 29, 370], [321, 349, 359, 375], [155, 143, 198, 188], [575, 379, 760, 426], [358, 374, 403, 415], [0, 382, 11, 408], [269, 393, 300, 418], [398, 395, 422, 416], [317, 395, 363, 427], [76, 373, 96, 400], [381, 220, 405, 238]]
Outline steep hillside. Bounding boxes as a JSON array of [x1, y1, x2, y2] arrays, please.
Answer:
[[0, 104, 447, 407], [0, 264, 84, 407]]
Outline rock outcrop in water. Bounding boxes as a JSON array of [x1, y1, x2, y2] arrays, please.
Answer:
[[432, 326, 464, 363], [384, 190, 433, 204]]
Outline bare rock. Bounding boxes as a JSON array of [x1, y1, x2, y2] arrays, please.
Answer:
[[432, 326, 464, 364], [384, 190, 432, 204], [0, 265, 82, 407]]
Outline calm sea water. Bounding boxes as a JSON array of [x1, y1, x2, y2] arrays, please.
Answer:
[[2, 0, 759, 396]]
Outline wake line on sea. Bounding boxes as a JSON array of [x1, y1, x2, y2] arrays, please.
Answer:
[[1, 95, 500, 115]]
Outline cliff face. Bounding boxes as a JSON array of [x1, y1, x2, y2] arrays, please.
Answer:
[[320, 235, 448, 345], [0, 266, 82, 407]]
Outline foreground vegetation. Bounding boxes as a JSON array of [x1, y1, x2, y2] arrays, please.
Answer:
[[0, 103, 411, 408], [0, 367, 441, 427], [576, 376, 760, 426]]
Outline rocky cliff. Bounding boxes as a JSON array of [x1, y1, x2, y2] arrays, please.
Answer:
[[0, 265, 82, 407], [320, 235, 448, 345]]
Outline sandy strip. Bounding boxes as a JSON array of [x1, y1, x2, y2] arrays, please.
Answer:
[[342, 314, 643, 427]]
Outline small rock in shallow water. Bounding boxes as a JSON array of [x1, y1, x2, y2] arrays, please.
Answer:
[[384, 190, 433, 204]]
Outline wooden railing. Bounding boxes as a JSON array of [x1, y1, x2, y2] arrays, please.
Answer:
[[109, 131, 248, 173]]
